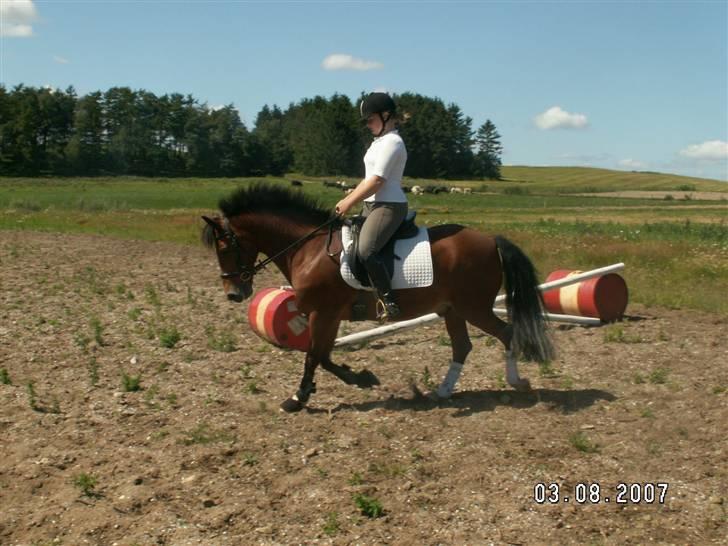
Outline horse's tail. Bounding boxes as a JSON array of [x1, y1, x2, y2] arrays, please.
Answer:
[[495, 236, 555, 363]]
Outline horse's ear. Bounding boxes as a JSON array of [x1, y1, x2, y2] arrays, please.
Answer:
[[202, 216, 219, 231]]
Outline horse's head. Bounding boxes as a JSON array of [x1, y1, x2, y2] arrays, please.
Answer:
[[201, 215, 257, 302]]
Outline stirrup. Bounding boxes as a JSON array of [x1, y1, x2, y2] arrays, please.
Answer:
[[376, 297, 400, 322]]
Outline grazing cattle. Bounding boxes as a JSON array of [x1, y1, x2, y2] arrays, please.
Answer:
[[291, 180, 303, 187], [411, 185, 424, 195], [463, 187, 472, 194], [450, 187, 463, 194], [424, 185, 449, 194]]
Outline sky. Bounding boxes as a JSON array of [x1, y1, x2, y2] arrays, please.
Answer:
[[2, 0, 727, 181]]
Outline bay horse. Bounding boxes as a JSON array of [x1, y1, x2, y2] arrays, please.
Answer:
[[202, 183, 554, 412]]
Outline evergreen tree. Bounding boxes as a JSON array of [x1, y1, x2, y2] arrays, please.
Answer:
[[396, 93, 474, 179], [66, 91, 104, 174], [475, 119, 503, 179], [253, 105, 293, 175]]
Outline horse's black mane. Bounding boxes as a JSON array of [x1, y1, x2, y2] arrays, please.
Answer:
[[218, 183, 334, 225]]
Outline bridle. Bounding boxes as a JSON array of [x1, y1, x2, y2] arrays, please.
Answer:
[[211, 224, 256, 283], [205, 216, 341, 283]]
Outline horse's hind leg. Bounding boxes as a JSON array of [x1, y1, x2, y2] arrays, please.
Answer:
[[434, 311, 473, 398], [463, 309, 531, 392]]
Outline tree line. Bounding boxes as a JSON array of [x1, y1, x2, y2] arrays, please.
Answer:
[[0, 85, 503, 179]]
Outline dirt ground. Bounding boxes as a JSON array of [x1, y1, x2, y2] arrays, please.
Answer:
[[0, 232, 726, 546]]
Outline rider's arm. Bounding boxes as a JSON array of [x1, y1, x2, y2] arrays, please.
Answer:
[[335, 175, 385, 216]]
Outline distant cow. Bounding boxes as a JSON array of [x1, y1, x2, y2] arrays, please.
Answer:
[[424, 185, 449, 194], [411, 185, 424, 195], [291, 180, 303, 187], [463, 187, 472, 194], [450, 187, 463, 194]]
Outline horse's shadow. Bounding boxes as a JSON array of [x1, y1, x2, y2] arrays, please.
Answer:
[[325, 387, 616, 417]]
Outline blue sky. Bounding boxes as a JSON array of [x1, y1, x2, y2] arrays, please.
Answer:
[[2, 0, 727, 181]]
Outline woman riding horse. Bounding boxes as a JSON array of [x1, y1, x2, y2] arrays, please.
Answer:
[[335, 92, 408, 321], [202, 183, 554, 413]]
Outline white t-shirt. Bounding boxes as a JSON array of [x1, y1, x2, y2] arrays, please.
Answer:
[[363, 130, 408, 203]]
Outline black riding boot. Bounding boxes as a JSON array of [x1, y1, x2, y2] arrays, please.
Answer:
[[364, 256, 400, 321]]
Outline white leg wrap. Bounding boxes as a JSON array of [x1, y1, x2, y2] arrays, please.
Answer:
[[505, 349, 521, 386], [437, 361, 463, 398]]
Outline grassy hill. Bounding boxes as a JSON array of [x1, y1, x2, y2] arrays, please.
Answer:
[[496, 166, 728, 194]]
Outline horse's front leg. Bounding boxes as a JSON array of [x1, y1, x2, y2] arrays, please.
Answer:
[[280, 310, 340, 413]]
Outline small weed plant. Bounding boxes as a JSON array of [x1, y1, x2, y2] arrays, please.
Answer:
[[242, 453, 258, 466], [348, 472, 363, 486], [323, 511, 340, 536], [144, 284, 161, 309], [121, 371, 142, 392], [354, 494, 384, 518], [88, 357, 99, 386], [649, 368, 670, 384], [569, 431, 600, 453], [422, 366, 436, 390], [26, 381, 39, 411], [206, 326, 237, 352], [90, 317, 104, 346], [73, 473, 98, 497], [158, 326, 181, 348], [539, 360, 558, 378], [603, 325, 642, 344], [181, 423, 235, 445], [0, 368, 10, 385]]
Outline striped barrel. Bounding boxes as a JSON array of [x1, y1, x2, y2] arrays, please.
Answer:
[[247, 288, 310, 351], [541, 270, 628, 322]]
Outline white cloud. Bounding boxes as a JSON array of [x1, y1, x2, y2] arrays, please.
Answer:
[[322, 54, 383, 71], [618, 158, 647, 170], [0, 0, 38, 38], [53, 55, 70, 64], [534, 106, 588, 130], [679, 140, 728, 161]]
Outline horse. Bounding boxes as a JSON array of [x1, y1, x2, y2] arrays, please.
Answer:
[[201, 183, 554, 412]]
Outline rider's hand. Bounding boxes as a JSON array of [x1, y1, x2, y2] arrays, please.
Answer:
[[335, 198, 350, 217]]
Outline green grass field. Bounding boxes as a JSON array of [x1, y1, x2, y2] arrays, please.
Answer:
[[1, 168, 726, 313]]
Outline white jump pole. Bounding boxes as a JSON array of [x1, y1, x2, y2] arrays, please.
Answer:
[[492, 308, 601, 326], [493, 262, 624, 306], [333, 262, 624, 347]]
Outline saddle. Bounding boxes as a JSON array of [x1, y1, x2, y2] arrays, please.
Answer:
[[345, 210, 419, 288]]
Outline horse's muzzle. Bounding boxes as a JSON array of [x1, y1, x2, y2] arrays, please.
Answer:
[[227, 292, 244, 303], [226, 283, 252, 303]]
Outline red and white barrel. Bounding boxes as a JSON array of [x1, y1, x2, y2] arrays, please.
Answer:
[[541, 270, 628, 322], [247, 288, 310, 351]]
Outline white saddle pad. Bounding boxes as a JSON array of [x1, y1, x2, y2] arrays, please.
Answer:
[[340, 224, 434, 290]]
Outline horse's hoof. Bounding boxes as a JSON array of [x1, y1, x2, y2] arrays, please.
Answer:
[[280, 397, 304, 413], [355, 369, 380, 388], [510, 378, 532, 392], [425, 390, 448, 401]]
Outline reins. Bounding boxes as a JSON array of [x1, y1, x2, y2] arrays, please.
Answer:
[[227, 216, 341, 282]]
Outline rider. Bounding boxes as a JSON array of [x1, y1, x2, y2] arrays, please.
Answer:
[[335, 92, 408, 320]]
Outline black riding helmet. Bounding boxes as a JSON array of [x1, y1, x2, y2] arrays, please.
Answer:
[[360, 92, 396, 137]]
